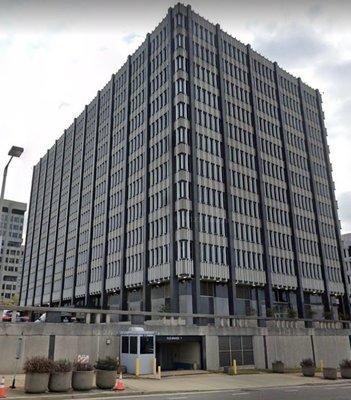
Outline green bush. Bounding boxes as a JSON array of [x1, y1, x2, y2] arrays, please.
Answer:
[[324, 311, 333, 320], [95, 357, 118, 371], [287, 309, 297, 319], [52, 359, 72, 373]]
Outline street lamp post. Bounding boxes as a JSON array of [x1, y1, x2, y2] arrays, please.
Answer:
[[0, 145, 24, 271], [0, 146, 24, 203]]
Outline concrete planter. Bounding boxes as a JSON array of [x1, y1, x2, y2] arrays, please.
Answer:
[[25, 373, 49, 394], [340, 367, 351, 379], [323, 367, 338, 380], [96, 370, 117, 389], [272, 362, 285, 373], [49, 372, 72, 392], [72, 370, 94, 391], [301, 366, 316, 377]]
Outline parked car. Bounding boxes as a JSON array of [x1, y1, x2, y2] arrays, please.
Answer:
[[1, 310, 12, 322], [35, 312, 78, 323], [2, 310, 29, 322]]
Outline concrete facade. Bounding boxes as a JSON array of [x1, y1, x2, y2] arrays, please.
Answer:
[[0, 321, 350, 374], [342, 233, 351, 305], [20, 3, 349, 322], [0, 199, 26, 301]]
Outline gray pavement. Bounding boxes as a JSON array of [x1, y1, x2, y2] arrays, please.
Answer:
[[3, 372, 351, 399], [55, 383, 351, 400]]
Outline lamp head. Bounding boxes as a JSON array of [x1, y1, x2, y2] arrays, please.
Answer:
[[8, 146, 24, 158]]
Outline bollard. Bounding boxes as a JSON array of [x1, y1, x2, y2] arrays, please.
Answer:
[[135, 358, 140, 377], [232, 359, 237, 375], [320, 360, 324, 373], [153, 358, 157, 377], [157, 365, 161, 380]]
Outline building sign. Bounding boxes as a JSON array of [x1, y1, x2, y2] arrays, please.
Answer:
[[156, 335, 202, 343]]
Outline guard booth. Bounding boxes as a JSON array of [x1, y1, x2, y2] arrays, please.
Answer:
[[120, 327, 156, 375]]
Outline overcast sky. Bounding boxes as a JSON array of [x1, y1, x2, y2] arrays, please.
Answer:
[[1, 0, 351, 232]]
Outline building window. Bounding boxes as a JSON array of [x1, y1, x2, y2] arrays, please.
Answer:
[[218, 336, 254, 367]]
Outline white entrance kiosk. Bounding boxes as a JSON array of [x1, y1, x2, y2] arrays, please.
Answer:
[[120, 327, 156, 375]]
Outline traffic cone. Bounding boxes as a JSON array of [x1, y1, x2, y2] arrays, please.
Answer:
[[114, 373, 125, 391], [0, 376, 6, 398]]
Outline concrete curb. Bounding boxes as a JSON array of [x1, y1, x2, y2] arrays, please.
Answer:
[[5, 390, 143, 400], [5, 380, 351, 400]]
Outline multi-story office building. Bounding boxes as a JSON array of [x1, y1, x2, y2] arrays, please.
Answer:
[[342, 233, 351, 305], [0, 199, 26, 301], [20, 3, 350, 320]]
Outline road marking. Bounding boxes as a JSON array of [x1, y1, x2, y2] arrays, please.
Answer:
[[168, 397, 188, 400]]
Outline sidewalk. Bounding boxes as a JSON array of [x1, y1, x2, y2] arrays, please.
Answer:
[[2, 371, 350, 399]]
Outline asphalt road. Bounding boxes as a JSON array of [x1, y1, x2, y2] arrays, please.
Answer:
[[83, 383, 351, 400]]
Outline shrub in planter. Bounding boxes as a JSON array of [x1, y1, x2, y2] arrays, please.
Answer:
[[287, 308, 297, 319], [72, 358, 94, 391], [300, 358, 316, 377], [323, 367, 338, 380], [272, 360, 285, 373], [340, 359, 351, 379], [49, 360, 72, 392], [24, 356, 54, 394], [324, 311, 333, 320], [95, 357, 118, 389], [266, 308, 274, 318]]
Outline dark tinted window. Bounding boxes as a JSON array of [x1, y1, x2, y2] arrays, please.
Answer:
[[130, 336, 137, 354], [140, 336, 154, 354], [218, 336, 254, 367], [122, 337, 129, 353], [218, 336, 230, 351]]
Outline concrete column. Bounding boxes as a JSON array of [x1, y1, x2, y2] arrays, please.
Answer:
[[204, 336, 219, 370], [11, 311, 17, 323]]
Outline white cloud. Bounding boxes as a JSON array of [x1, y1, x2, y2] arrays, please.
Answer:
[[1, 0, 351, 233]]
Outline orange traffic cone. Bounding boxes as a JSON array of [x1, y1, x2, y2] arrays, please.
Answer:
[[0, 376, 6, 398], [114, 373, 125, 391]]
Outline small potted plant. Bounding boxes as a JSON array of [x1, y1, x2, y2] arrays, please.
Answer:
[[49, 359, 72, 392], [24, 356, 54, 394], [72, 356, 94, 391], [339, 313, 350, 329], [272, 360, 285, 373], [324, 310, 333, 320], [300, 358, 316, 377], [323, 367, 338, 380], [287, 308, 297, 319], [340, 359, 351, 379], [266, 308, 274, 318], [95, 357, 118, 389]]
